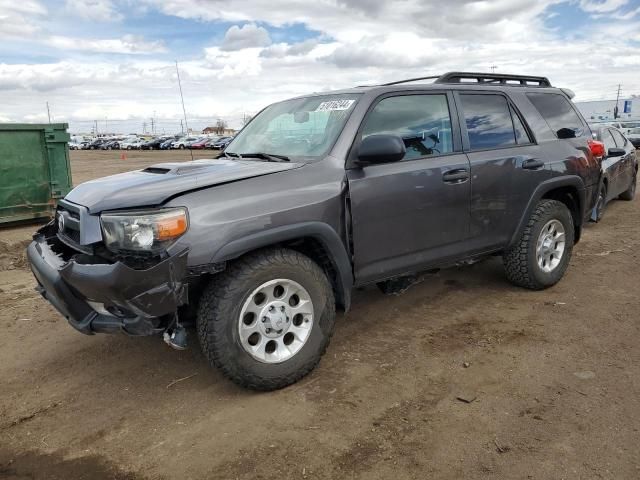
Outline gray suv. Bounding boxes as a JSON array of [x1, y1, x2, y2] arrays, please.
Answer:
[[28, 72, 604, 390]]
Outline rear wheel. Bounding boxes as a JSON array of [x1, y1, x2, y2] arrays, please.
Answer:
[[503, 199, 574, 290], [197, 248, 336, 390], [179, 145, 185, 150], [619, 171, 637, 201]]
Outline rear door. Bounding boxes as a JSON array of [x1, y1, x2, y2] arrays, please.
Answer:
[[600, 128, 622, 197], [455, 91, 550, 250], [346, 91, 471, 284], [610, 128, 636, 194]]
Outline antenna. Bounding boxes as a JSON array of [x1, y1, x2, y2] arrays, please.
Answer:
[[175, 60, 193, 161]]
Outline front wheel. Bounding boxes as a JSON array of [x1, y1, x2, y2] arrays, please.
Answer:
[[503, 199, 574, 290], [197, 248, 336, 390], [593, 183, 607, 222]]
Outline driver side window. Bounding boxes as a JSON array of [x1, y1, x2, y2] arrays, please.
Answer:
[[361, 94, 453, 161]]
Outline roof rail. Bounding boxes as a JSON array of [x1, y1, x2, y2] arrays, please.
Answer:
[[380, 72, 552, 88], [435, 72, 552, 87], [382, 75, 440, 86]]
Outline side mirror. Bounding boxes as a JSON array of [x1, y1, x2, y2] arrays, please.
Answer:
[[357, 134, 406, 165], [608, 147, 625, 157]]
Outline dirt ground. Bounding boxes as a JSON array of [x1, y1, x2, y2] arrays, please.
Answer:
[[1, 150, 639, 479]]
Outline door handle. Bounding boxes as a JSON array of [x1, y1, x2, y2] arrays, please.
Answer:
[[522, 158, 545, 170], [442, 169, 469, 184]]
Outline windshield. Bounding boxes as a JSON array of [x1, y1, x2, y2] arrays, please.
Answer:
[[226, 93, 361, 159], [629, 128, 640, 135]]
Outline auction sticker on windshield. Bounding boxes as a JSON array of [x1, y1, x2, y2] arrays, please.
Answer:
[[315, 99, 356, 111]]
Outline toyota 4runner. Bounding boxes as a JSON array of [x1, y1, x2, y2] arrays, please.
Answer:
[[28, 72, 603, 390]]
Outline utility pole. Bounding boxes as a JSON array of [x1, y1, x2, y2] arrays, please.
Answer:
[[95, 120, 99, 136], [180, 119, 184, 134], [46, 102, 52, 123], [143, 121, 147, 134], [150, 117, 155, 135], [614, 84, 622, 119], [490, 65, 498, 73]]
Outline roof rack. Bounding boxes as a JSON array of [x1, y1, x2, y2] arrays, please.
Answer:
[[381, 72, 552, 88]]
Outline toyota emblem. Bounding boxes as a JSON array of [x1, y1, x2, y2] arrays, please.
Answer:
[[57, 212, 65, 232]]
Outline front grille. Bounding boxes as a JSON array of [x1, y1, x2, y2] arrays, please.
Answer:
[[60, 227, 80, 244], [56, 201, 94, 254]]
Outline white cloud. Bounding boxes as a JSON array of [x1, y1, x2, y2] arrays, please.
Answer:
[[0, 0, 46, 38], [49, 34, 167, 54], [579, 0, 629, 13], [65, 0, 123, 21], [220, 23, 271, 51], [2, 0, 640, 133]]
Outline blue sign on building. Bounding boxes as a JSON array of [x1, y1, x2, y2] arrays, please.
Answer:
[[624, 100, 632, 114]]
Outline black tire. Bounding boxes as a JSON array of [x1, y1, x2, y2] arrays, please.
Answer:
[[594, 183, 607, 222], [197, 248, 336, 391], [179, 145, 185, 150], [503, 199, 574, 290], [619, 171, 637, 201]]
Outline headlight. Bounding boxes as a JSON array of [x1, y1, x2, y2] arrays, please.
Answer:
[[100, 207, 188, 253]]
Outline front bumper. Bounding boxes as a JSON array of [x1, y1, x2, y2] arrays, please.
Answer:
[[27, 224, 189, 336]]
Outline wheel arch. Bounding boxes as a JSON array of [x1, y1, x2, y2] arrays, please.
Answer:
[[508, 176, 586, 248], [212, 222, 353, 311]]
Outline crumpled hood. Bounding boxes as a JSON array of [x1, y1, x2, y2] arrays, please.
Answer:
[[65, 158, 302, 213]]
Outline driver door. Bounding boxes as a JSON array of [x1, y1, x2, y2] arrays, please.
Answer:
[[346, 92, 471, 284]]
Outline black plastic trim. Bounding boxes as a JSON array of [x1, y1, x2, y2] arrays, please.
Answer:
[[212, 221, 353, 311]]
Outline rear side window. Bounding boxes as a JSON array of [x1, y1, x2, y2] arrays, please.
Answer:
[[511, 109, 532, 144], [527, 93, 585, 138], [460, 94, 518, 149], [600, 129, 616, 152], [361, 94, 453, 161], [610, 129, 627, 147]]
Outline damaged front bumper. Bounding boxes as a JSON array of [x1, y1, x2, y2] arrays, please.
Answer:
[[27, 224, 189, 336]]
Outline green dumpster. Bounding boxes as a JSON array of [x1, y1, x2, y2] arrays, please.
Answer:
[[0, 123, 72, 224]]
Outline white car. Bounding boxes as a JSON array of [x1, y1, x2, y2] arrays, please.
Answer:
[[597, 121, 640, 136], [171, 136, 198, 149], [625, 128, 640, 149], [120, 138, 145, 150]]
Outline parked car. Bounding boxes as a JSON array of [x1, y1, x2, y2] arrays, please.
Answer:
[[189, 138, 213, 149], [209, 136, 233, 149], [590, 126, 638, 221], [69, 141, 80, 150], [171, 136, 199, 149], [28, 71, 601, 391], [140, 138, 166, 150], [120, 138, 145, 150], [86, 138, 106, 150], [100, 139, 121, 150], [596, 121, 640, 136], [160, 138, 175, 150], [626, 128, 640, 149]]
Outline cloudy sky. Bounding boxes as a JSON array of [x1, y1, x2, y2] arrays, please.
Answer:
[[1, 0, 640, 134]]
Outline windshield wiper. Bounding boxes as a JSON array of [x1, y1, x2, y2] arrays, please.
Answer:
[[228, 152, 290, 162]]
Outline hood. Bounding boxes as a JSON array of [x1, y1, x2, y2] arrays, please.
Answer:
[[65, 158, 302, 213]]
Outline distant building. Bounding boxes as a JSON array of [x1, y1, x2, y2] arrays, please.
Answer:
[[202, 126, 236, 136], [576, 97, 639, 123]]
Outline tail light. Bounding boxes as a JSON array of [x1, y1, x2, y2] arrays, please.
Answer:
[[588, 139, 605, 158]]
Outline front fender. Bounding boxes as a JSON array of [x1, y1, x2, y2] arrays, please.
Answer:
[[212, 222, 353, 311]]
